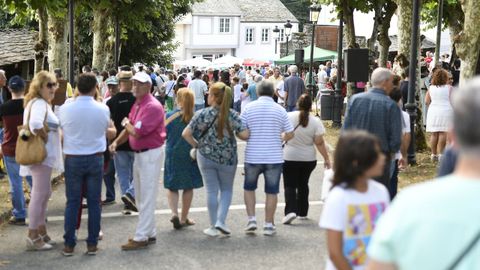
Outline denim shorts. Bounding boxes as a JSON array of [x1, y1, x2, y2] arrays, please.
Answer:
[[244, 163, 283, 194]]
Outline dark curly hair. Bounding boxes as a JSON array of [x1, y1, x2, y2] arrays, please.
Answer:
[[332, 130, 382, 189]]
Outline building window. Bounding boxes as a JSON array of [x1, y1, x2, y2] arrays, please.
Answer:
[[245, 28, 254, 44], [219, 18, 231, 33], [261, 28, 269, 43], [279, 29, 285, 42]]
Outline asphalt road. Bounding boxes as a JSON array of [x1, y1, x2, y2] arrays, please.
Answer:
[[0, 141, 330, 270]]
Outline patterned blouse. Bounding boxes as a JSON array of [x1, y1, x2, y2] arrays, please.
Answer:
[[187, 106, 246, 166]]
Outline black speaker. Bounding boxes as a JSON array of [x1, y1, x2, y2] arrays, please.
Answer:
[[344, 48, 369, 82], [294, 49, 304, 65]]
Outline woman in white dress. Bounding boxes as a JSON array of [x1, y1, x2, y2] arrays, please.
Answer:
[[425, 69, 453, 161]]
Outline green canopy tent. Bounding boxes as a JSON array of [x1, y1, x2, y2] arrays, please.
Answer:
[[274, 45, 338, 65]]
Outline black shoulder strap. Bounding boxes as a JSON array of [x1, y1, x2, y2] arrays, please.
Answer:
[[447, 229, 480, 270], [198, 113, 218, 140]]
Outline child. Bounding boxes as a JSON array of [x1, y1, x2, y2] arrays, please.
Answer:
[[319, 130, 390, 270], [240, 82, 250, 113]]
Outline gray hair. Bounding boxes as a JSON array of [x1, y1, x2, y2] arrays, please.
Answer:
[[371, 68, 393, 88], [256, 80, 275, 97], [289, 65, 298, 74], [452, 77, 480, 156], [254, 75, 264, 83], [0, 69, 5, 79]]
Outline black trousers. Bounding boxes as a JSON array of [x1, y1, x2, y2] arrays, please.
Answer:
[[283, 160, 317, 217], [374, 152, 392, 192]]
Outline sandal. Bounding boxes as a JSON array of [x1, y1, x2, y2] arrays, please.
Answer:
[[170, 216, 182, 230], [26, 236, 52, 251], [181, 218, 196, 226]]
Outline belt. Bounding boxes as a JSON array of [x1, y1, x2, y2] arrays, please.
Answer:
[[134, 149, 151, 153], [65, 152, 103, 158]]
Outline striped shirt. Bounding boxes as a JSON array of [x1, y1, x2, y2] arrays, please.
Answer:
[[241, 96, 294, 164]]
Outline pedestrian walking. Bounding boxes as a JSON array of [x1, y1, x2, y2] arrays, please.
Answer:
[[319, 130, 389, 270], [110, 72, 166, 251], [241, 80, 294, 236], [425, 68, 453, 162], [245, 75, 262, 102], [182, 82, 249, 237], [59, 73, 113, 256], [21, 71, 64, 251], [233, 77, 242, 113], [367, 77, 480, 270], [106, 70, 137, 214], [282, 94, 331, 224], [284, 65, 306, 112], [188, 70, 208, 111], [0, 76, 32, 225], [164, 88, 203, 229], [343, 67, 402, 190]]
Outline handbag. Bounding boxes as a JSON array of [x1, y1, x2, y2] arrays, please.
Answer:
[[190, 114, 218, 161], [15, 100, 49, 165]]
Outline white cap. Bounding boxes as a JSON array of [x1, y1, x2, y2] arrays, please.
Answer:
[[132, 72, 152, 84]]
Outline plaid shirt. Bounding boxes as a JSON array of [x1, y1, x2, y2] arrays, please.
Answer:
[[343, 88, 402, 154]]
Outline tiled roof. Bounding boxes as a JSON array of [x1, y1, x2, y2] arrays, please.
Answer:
[[191, 0, 242, 16], [236, 0, 298, 22], [387, 35, 436, 52], [0, 29, 37, 66]]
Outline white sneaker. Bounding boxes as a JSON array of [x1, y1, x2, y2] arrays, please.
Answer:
[[263, 226, 277, 236], [203, 227, 219, 237], [215, 224, 231, 235], [282, 213, 297, 224]]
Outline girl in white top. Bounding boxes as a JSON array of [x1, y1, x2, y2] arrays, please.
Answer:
[[21, 71, 63, 251], [319, 130, 390, 270], [282, 94, 330, 224], [425, 68, 453, 161]]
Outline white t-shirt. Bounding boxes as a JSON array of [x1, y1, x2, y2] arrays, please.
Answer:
[[395, 111, 411, 160], [276, 81, 285, 104], [319, 180, 390, 270], [188, 79, 208, 105], [233, 83, 242, 103], [283, 112, 325, 161], [163, 80, 176, 98]]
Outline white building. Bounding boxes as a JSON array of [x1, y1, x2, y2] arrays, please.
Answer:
[[173, 0, 299, 62]]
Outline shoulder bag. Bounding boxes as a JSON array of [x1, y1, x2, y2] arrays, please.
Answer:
[[282, 122, 301, 148], [190, 113, 218, 160], [15, 100, 49, 165]]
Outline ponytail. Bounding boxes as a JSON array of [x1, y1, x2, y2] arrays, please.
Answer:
[[210, 82, 233, 140], [297, 94, 312, 127]]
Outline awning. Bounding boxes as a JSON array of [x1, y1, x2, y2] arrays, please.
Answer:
[[274, 45, 337, 65]]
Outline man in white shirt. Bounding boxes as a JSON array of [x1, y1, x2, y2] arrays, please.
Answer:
[[59, 73, 115, 256], [233, 77, 242, 113], [187, 70, 208, 111]]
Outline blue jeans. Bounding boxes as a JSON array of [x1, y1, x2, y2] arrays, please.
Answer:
[[233, 100, 241, 113], [64, 154, 104, 247], [389, 159, 399, 200], [113, 151, 135, 197], [286, 105, 297, 112], [197, 153, 236, 227], [244, 163, 283, 194], [195, 104, 205, 112], [103, 159, 116, 201], [4, 155, 32, 219]]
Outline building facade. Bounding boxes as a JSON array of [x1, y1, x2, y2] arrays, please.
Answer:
[[173, 0, 299, 62]]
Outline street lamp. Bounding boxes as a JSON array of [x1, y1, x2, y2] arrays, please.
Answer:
[[273, 25, 280, 54], [284, 20, 293, 56], [308, 4, 321, 96]]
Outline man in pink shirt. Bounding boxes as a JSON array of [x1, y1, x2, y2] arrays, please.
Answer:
[[110, 72, 166, 250]]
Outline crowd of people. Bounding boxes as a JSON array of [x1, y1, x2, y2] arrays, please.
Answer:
[[0, 48, 477, 269]]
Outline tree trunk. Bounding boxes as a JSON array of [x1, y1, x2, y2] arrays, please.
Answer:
[[34, 7, 48, 75], [92, 8, 115, 71], [456, 0, 480, 85], [395, 0, 413, 58], [47, 11, 68, 74], [341, 0, 357, 48], [378, 1, 397, 67]]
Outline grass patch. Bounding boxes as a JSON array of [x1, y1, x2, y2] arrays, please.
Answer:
[[322, 120, 437, 189]]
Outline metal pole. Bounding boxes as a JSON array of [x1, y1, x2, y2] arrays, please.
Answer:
[[115, 15, 120, 69], [406, 0, 420, 165], [434, 0, 443, 66], [332, 13, 344, 128], [286, 35, 289, 56], [275, 38, 278, 54], [309, 24, 316, 95], [68, 0, 74, 86]]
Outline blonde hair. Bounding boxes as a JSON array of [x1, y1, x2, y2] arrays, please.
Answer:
[[176, 87, 194, 123], [24, 71, 56, 107], [209, 82, 233, 140]]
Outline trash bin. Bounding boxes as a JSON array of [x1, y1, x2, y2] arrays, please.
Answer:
[[320, 90, 334, 121]]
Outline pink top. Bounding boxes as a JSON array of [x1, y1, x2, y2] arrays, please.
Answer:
[[128, 94, 166, 151]]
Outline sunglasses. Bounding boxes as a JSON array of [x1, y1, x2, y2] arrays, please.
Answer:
[[46, 82, 58, 89]]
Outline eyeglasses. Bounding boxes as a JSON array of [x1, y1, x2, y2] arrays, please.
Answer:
[[46, 82, 58, 89]]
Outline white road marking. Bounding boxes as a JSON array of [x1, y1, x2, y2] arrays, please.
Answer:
[[45, 201, 325, 222]]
